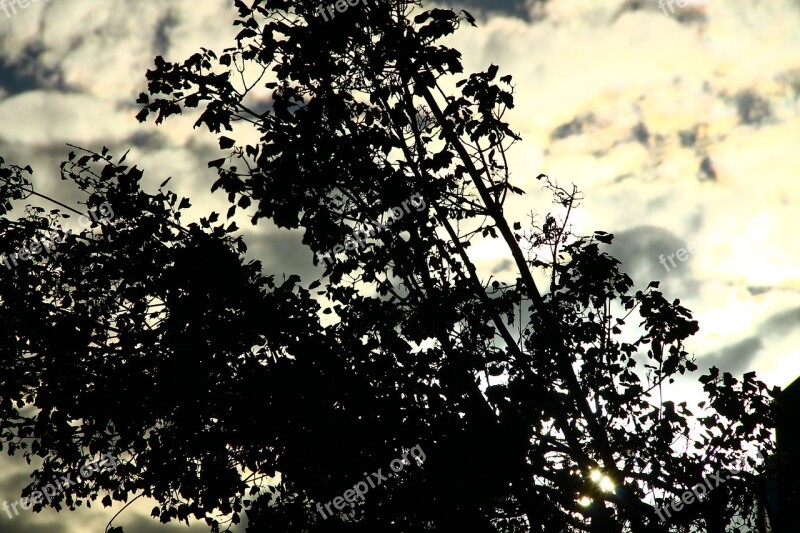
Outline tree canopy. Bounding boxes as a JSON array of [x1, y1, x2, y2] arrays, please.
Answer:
[[0, 0, 777, 531]]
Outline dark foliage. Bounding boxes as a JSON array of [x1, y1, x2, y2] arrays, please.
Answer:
[[0, 1, 776, 531]]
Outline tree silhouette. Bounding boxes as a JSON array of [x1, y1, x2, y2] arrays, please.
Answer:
[[0, 1, 777, 531]]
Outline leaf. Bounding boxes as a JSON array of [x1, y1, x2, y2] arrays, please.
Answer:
[[185, 94, 200, 108], [594, 231, 614, 244], [461, 9, 476, 26], [488, 363, 504, 377], [101, 164, 116, 180], [208, 158, 226, 169], [219, 136, 236, 149]]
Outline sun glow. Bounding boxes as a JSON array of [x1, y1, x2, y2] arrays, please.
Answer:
[[589, 470, 616, 492]]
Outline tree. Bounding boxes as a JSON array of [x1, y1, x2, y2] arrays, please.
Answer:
[[0, 0, 777, 531]]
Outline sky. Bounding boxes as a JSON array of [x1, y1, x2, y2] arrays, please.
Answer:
[[0, 0, 799, 531]]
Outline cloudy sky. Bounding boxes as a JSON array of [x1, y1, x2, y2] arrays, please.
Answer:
[[1, 0, 799, 531]]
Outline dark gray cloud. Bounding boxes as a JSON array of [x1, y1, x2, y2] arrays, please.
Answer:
[[425, 0, 539, 21], [152, 11, 180, 57], [603, 225, 700, 296], [0, 58, 41, 96], [697, 336, 763, 376], [0, 519, 67, 533], [243, 225, 324, 282], [695, 306, 800, 376], [112, 515, 215, 533], [758, 306, 800, 338], [0, 471, 34, 496], [491, 258, 514, 274]]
